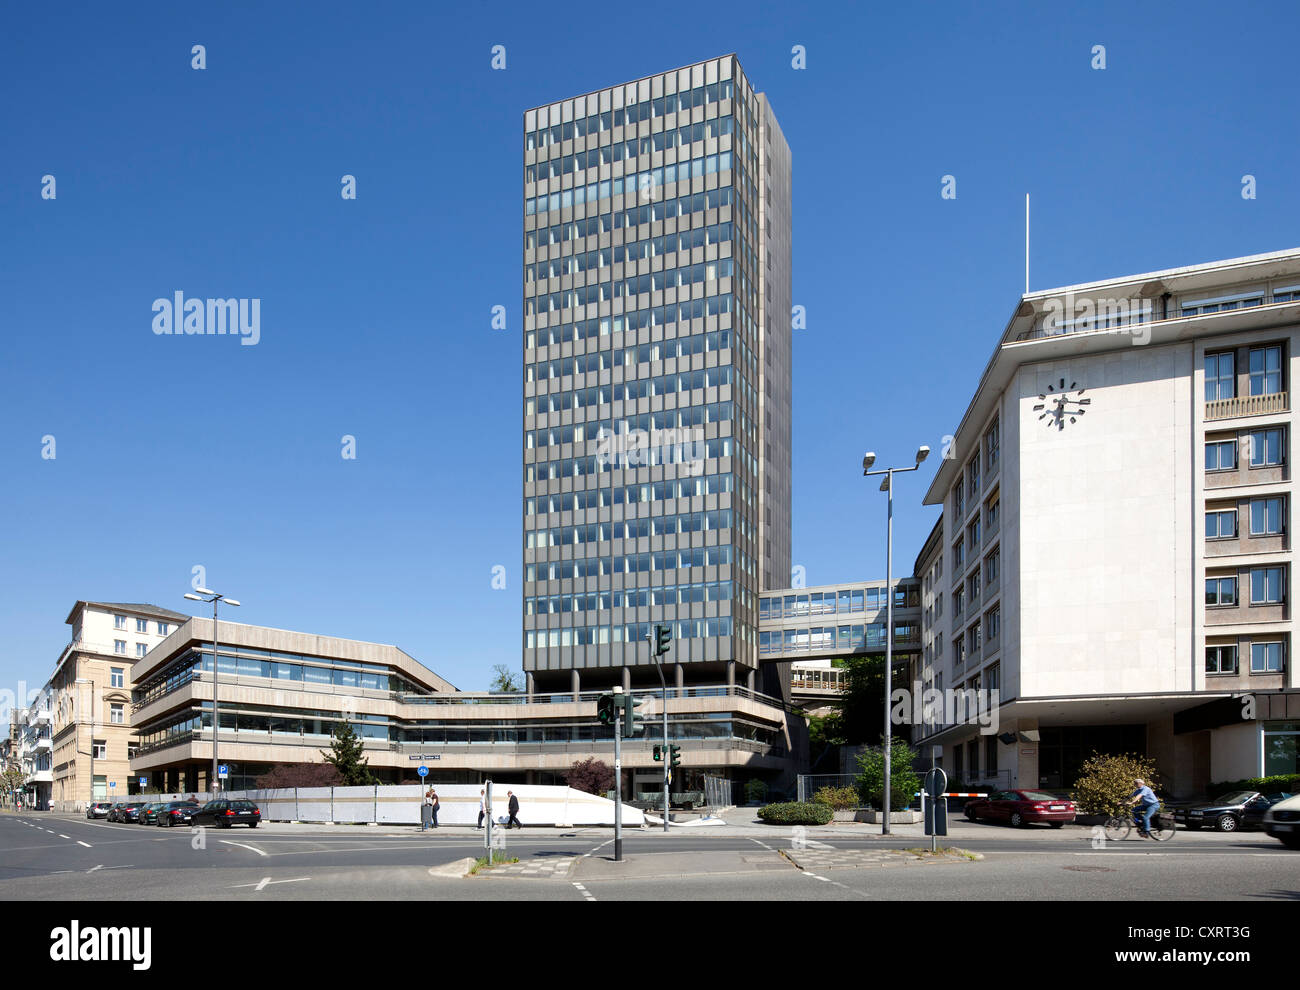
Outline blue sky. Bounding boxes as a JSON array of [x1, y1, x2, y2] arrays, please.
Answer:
[[1, 1, 1297, 699]]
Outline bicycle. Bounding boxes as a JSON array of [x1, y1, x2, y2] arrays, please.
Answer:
[[1103, 806, 1176, 842]]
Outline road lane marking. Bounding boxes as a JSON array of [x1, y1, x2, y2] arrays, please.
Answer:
[[87, 865, 102, 873], [572, 882, 596, 902], [58, 834, 70, 839], [76, 841, 92, 848], [581, 839, 614, 859], [749, 838, 773, 851], [228, 876, 311, 890], [220, 840, 268, 857]]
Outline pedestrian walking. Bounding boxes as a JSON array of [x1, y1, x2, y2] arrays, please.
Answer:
[[506, 790, 521, 829], [476, 788, 486, 829], [429, 789, 440, 828], [421, 788, 434, 831]]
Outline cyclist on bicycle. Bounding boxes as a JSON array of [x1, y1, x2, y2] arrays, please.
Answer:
[[1128, 777, 1160, 836]]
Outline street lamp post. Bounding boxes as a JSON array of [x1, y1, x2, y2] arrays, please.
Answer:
[[184, 589, 240, 796], [862, 445, 930, 836]]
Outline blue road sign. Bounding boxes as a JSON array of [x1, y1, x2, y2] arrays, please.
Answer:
[[417, 766, 428, 777], [139, 777, 147, 786], [218, 765, 229, 779], [109, 781, 115, 789]]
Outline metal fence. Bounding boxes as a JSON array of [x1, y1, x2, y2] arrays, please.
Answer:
[[796, 774, 860, 804], [702, 774, 736, 810]]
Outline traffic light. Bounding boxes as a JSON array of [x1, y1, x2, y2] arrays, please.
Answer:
[[654, 623, 673, 657], [596, 693, 617, 726], [622, 693, 648, 739], [652, 745, 663, 762], [669, 744, 681, 769]]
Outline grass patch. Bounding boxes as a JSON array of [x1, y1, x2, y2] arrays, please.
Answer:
[[469, 855, 520, 874]]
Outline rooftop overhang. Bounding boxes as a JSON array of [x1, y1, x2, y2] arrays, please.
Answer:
[[911, 691, 1244, 748]]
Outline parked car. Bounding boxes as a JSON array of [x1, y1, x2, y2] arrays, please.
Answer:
[[106, 802, 129, 822], [138, 802, 167, 825], [964, 790, 1077, 827], [119, 802, 148, 823], [1262, 793, 1300, 849], [1172, 791, 1272, 832], [86, 802, 112, 820], [1241, 793, 1293, 830], [156, 801, 201, 827], [191, 799, 261, 828]]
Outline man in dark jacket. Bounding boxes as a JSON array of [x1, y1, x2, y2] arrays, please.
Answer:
[[506, 790, 521, 829]]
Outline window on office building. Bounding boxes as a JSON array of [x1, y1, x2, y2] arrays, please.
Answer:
[[114, 640, 126, 655], [1206, 645, 1238, 675], [985, 735, 998, 774], [158, 622, 170, 636], [1247, 428, 1284, 467], [1205, 351, 1236, 401], [985, 418, 1000, 471], [1250, 567, 1284, 605], [92, 740, 106, 760], [1249, 497, 1284, 536], [110, 667, 124, 688], [135, 618, 148, 633], [1205, 508, 1238, 539], [1205, 576, 1238, 607], [1205, 439, 1237, 471], [986, 605, 1000, 640], [1251, 642, 1284, 673], [114, 614, 127, 630], [1249, 344, 1283, 396], [110, 704, 124, 725], [135, 643, 147, 658]]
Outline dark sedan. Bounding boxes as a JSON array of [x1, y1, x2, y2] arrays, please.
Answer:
[[156, 801, 201, 827], [964, 790, 1077, 827], [138, 802, 168, 825], [118, 802, 148, 823], [1241, 793, 1292, 830], [1173, 791, 1272, 832], [191, 799, 261, 828]]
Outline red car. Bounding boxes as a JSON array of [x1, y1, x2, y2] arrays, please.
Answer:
[[965, 790, 1076, 828]]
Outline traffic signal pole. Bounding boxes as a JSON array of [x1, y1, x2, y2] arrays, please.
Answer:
[[652, 658, 668, 832], [613, 687, 623, 862]]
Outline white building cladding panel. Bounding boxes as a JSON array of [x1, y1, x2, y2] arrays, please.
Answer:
[[1016, 346, 1195, 698]]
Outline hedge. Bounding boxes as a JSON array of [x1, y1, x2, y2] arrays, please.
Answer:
[[757, 801, 833, 825], [1207, 774, 1300, 796]]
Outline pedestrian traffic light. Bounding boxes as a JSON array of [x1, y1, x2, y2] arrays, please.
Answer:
[[654, 623, 672, 656], [622, 693, 648, 738], [596, 693, 617, 725], [653, 744, 663, 762], [669, 744, 681, 769]]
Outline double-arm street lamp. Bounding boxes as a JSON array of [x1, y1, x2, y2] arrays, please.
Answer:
[[862, 445, 930, 835], [184, 588, 239, 795]]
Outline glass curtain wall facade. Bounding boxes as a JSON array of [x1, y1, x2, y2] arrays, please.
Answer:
[[522, 55, 792, 693]]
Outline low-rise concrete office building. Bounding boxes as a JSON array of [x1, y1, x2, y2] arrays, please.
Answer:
[[129, 616, 796, 795]]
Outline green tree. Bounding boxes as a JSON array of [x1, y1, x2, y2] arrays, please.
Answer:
[[489, 664, 524, 693], [855, 737, 921, 812], [836, 654, 889, 745], [1071, 752, 1162, 818], [320, 721, 377, 786]]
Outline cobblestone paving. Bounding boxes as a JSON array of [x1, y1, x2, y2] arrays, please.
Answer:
[[476, 856, 577, 878]]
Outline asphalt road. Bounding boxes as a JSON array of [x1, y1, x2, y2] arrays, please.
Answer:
[[2, 812, 1295, 902]]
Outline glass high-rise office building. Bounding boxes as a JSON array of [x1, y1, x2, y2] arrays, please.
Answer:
[[523, 55, 792, 696]]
